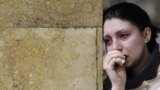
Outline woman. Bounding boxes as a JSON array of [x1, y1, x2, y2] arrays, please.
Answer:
[[103, 2, 160, 90]]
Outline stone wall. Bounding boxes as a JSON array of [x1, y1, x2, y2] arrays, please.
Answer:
[[0, 0, 103, 90]]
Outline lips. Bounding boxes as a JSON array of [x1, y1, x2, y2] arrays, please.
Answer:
[[124, 55, 128, 60]]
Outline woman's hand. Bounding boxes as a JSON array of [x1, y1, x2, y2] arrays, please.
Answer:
[[103, 50, 126, 90]]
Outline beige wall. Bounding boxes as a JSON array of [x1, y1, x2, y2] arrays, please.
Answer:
[[0, 0, 103, 90]]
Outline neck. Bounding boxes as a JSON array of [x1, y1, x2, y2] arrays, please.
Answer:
[[132, 46, 151, 75]]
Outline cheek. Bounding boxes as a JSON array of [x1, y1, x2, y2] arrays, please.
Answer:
[[123, 39, 145, 67], [125, 38, 144, 50], [105, 46, 111, 52], [125, 33, 144, 50], [123, 36, 145, 59]]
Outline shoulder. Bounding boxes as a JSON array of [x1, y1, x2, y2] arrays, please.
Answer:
[[134, 65, 160, 90]]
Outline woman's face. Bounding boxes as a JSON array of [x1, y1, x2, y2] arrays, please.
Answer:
[[103, 18, 148, 68]]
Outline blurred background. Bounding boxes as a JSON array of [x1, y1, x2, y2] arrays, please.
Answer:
[[103, 0, 160, 53], [103, 0, 160, 27]]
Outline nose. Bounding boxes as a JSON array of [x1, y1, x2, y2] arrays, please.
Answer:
[[110, 40, 122, 51]]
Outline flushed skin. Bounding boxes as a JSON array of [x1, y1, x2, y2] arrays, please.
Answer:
[[103, 18, 151, 90]]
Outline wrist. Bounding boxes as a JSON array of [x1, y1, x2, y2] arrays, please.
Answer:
[[112, 86, 125, 90]]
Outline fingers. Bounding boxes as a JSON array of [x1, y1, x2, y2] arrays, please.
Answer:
[[104, 51, 125, 63], [108, 50, 125, 60], [104, 57, 126, 83], [103, 50, 125, 70], [103, 50, 127, 88], [104, 57, 125, 70]]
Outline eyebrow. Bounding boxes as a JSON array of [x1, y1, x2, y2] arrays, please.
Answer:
[[116, 29, 130, 34]]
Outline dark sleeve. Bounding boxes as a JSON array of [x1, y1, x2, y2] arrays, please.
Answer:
[[103, 78, 111, 90]]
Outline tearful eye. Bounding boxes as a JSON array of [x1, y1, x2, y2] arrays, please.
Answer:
[[119, 33, 129, 39], [103, 35, 112, 46], [104, 38, 112, 46]]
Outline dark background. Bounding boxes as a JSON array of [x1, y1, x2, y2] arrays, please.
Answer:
[[103, 0, 160, 27]]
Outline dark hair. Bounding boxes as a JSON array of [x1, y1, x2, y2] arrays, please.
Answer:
[[103, 2, 158, 53]]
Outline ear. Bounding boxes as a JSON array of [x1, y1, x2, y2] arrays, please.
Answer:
[[143, 27, 151, 43]]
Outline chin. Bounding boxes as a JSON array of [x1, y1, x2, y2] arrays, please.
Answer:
[[124, 62, 132, 69]]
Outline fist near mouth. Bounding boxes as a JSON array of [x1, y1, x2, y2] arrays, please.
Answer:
[[103, 50, 127, 90]]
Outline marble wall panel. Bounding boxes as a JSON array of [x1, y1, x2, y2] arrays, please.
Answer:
[[0, 28, 100, 90], [0, 0, 102, 27]]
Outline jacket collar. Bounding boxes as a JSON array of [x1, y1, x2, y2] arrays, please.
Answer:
[[126, 44, 160, 89]]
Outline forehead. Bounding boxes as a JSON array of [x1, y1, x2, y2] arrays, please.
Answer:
[[103, 18, 137, 35]]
